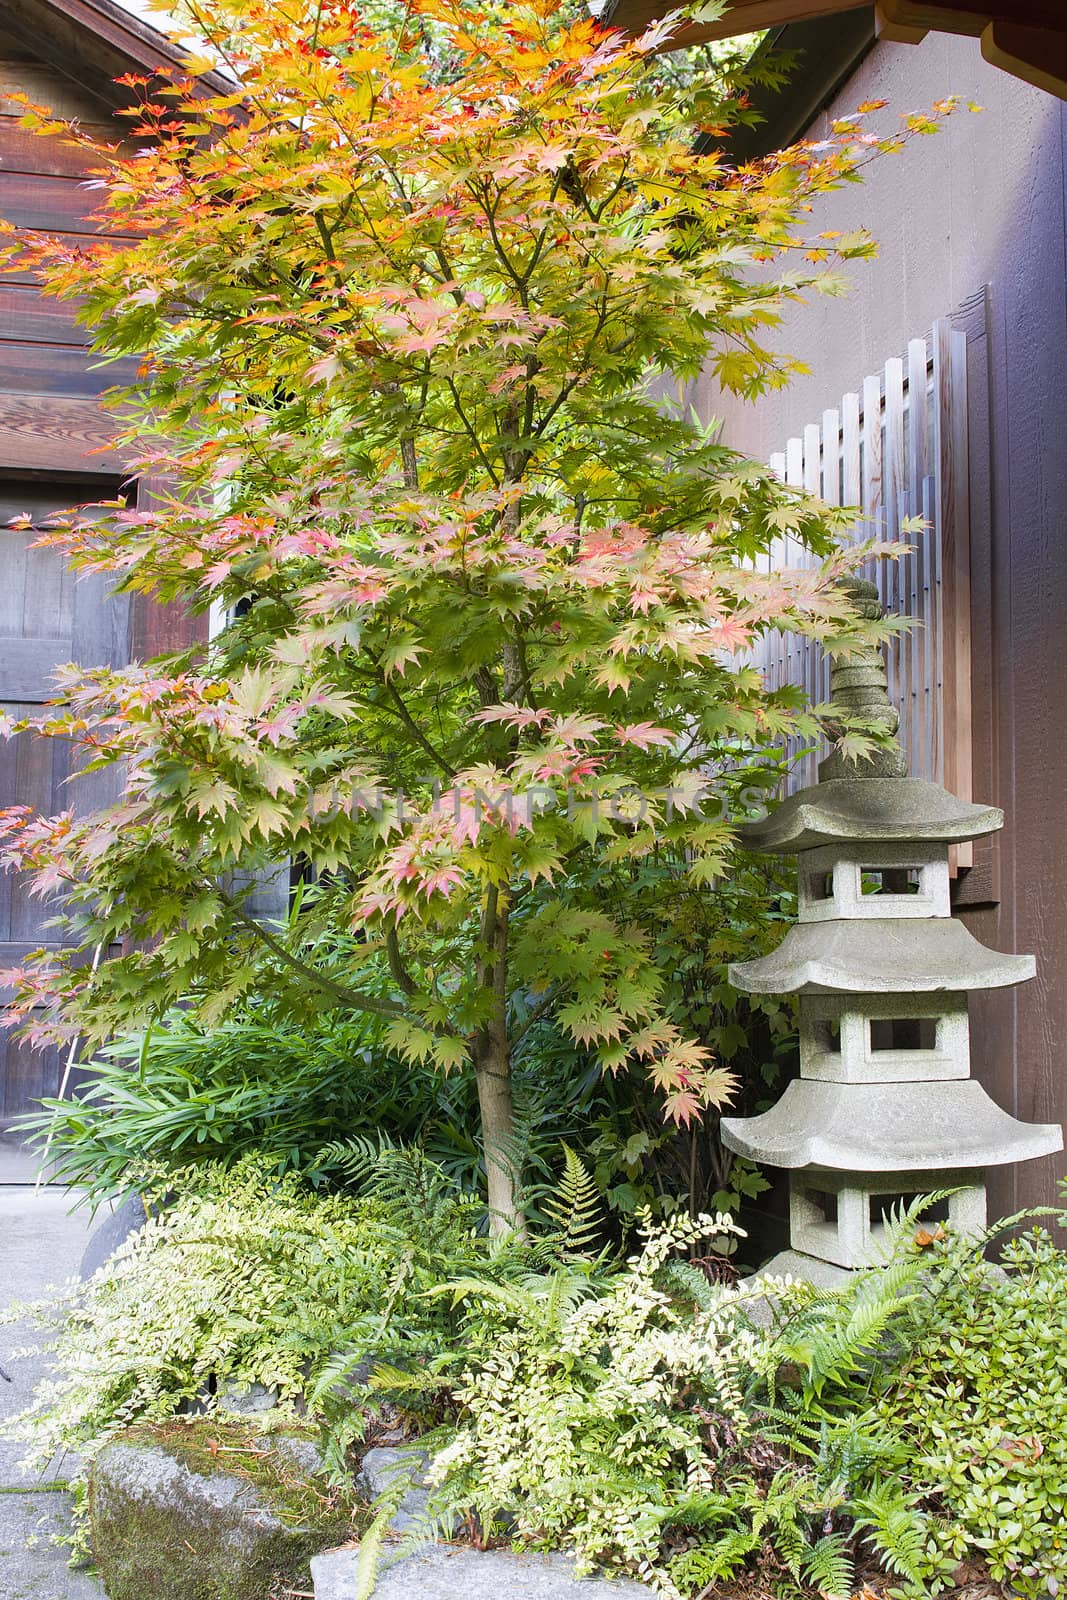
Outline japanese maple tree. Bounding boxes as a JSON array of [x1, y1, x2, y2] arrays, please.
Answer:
[[0, 0, 955, 1228]]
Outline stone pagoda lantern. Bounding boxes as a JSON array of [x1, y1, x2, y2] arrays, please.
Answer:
[[721, 580, 1062, 1285]]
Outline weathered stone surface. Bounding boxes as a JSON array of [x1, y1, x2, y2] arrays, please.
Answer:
[[721, 1077, 1063, 1171], [738, 777, 1004, 854], [89, 1426, 352, 1600], [360, 1446, 458, 1537], [729, 915, 1035, 995], [312, 1545, 654, 1599], [360, 1446, 431, 1535], [78, 1192, 148, 1280]]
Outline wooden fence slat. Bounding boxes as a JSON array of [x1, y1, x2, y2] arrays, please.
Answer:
[[752, 329, 968, 806], [861, 373, 883, 547], [841, 392, 861, 510], [803, 422, 822, 497], [821, 409, 841, 505], [882, 357, 906, 716]]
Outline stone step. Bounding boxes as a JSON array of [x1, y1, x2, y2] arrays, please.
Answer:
[[312, 1545, 655, 1599]]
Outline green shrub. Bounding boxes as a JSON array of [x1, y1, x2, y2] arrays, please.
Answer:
[[21, 1003, 612, 1207], [877, 1224, 1067, 1596], [0, 1153, 522, 1486]]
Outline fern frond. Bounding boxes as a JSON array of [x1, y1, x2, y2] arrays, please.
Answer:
[[802, 1530, 853, 1594], [541, 1144, 604, 1256], [851, 1481, 930, 1585]]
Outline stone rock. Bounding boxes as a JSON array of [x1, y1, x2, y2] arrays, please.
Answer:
[[360, 1445, 458, 1537], [312, 1545, 655, 1600], [78, 1192, 149, 1280], [216, 1380, 281, 1416], [89, 1426, 352, 1600], [737, 776, 1003, 854]]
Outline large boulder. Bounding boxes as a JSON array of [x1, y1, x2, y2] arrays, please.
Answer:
[[311, 1546, 655, 1599], [89, 1421, 356, 1600]]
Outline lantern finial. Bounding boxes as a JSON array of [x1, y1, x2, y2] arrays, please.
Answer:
[[819, 578, 907, 781]]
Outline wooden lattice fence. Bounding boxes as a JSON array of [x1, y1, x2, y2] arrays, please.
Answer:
[[750, 318, 973, 827]]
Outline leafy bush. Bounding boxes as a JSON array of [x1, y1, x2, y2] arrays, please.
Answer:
[[1, 1154, 521, 1486], [426, 1217, 934, 1594], [22, 1002, 617, 1208], [876, 1223, 1067, 1596], [12, 1151, 1067, 1597]]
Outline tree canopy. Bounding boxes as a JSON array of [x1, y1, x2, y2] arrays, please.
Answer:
[[0, 0, 957, 1224]]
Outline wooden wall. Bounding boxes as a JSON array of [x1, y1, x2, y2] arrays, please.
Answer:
[[0, 32, 206, 1172], [0, 26, 138, 471], [692, 31, 1067, 1215]]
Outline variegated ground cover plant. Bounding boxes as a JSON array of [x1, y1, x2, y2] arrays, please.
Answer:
[[0, 0, 958, 1226]]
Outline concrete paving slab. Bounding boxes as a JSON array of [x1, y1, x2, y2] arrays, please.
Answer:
[[0, 1187, 105, 1600]]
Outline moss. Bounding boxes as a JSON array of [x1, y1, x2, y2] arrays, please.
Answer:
[[89, 1419, 366, 1600]]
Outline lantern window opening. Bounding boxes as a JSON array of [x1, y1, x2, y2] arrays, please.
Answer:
[[810, 1017, 842, 1054], [868, 1191, 950, 1230], [869, 1017, 939, 1052], [861, 867, 922, 896], [806, 869, 835, 902]]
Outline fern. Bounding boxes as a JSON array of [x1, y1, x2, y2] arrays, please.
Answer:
[[802, 1530, 853, 1594], [540, 1144, 604, 1256], [851, 1481, 931, 1587]]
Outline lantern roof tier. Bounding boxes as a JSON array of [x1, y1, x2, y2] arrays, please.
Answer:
[[720, 1078, 1063, 1172], [729, 916, 1035, 995], [738, 778, 1004, 855]]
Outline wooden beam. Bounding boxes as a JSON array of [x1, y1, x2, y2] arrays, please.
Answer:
[[0, 0, 232, 112], [983, 20, 1067, 103], [600, 0, 868, 50], [876, 0, 1064, 33], [874, 4, 928, 43], [874, 0, 983, 34]]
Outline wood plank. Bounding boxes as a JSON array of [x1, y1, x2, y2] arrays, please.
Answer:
[[906, 337, 928, 779], [882, 358, 906, 714], [934, 320, 974, 819], [71, 566, 128, 671], [841, 392, 861, 510], [821, 408, 840, 504], [0, 391, 126, 472], [0, 116, 124, 178], [0, 1030, 68, 1125], [0, 56, 111, 120], [0, 636, 73, 699], [0, 339, 137, 395], [861, 373, 883, 551], [0, 284, 91, 345], [130, 473, 209, 662], [0, 170, 114, 232]]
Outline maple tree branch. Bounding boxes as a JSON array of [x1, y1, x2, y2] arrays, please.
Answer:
[[222, 894, 406, 1018], [386, 926, 418, 997], [443, 377, 500, 486], [361, 662, 456, 779], [509, 986, 561, 1048]]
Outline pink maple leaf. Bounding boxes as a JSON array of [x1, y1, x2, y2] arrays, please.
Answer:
[[614, 721, 674, 751]]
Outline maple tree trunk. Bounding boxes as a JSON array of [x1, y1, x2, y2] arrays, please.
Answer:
[[474, 886, 524, 1236], [475, 1037, 522, 1236]]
